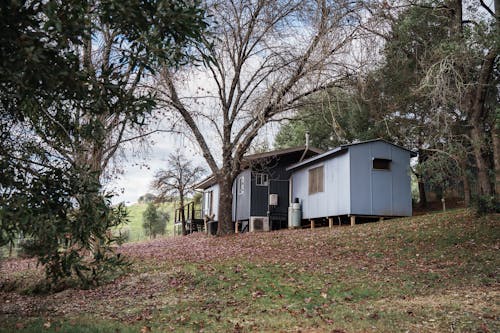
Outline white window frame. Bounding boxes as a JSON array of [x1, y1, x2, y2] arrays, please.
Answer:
[[255, 173, 269, 186], [238, 176, 245, 195]]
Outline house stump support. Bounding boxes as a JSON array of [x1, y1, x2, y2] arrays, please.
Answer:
[[328, 217, 333, 229], [350, 215, 356, 226], [310, 219, 315, 229], [235, 221, 240, 234], [379, 217, 384, 222]]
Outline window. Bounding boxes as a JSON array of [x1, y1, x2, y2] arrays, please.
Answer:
[[204, 191, 213, 215], [308, 166, 324, 194], [373, 158, 391, 170], [238, 176, 245, 195], [255, 173, 269, 186]]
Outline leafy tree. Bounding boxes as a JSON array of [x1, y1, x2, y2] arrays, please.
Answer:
[[364, 1, 458, 207], [151, 151, 205, 236], [142, 203, 168, 239], [275, 88, 382, 150], [363, 0, 499, 207], [0, 0, 207, 287], [138, 193, 158, 204]]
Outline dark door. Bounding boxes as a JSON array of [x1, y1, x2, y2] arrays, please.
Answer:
[[269, 180, 289, 229]]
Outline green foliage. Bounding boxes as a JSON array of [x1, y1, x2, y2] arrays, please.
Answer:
[[121, 202, 175, 242], [99, 0, 208, 68], [0, 0, 207, 288], [142, 203, 168, 239], [137, 193, 157, 204], [473, 195, 500, 215], [275, 89, 382, 150], [5, 172, 130, 288]]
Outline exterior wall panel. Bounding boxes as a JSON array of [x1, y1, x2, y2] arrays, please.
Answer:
[[291, 151, 350, 219], [202, 184, 220, 221], [234, 169, 251, 221], [390, 147, 413, 216], [349, 142, 412, 216]]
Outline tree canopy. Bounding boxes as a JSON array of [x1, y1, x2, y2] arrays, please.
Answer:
[[0, 0, 207, 286]]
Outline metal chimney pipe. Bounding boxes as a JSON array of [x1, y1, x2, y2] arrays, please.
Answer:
[[300, 131, 310, 162]]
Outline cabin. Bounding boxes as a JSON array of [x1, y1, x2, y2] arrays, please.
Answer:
[[196, 139, 416, 234], [287, 139, 417, 225], [196, 146, 322, 234]]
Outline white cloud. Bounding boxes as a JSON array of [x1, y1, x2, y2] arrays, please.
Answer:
[[108, 130, 208, 206]]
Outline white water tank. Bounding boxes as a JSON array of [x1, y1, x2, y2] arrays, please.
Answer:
[[288, 200, 301, 228]]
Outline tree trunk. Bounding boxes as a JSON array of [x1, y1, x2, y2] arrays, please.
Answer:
[[470, 118, 493, 197], [417, 149, 427, 208], [418, 179, 427, 208], [217, 173, 234, 235], [492, 127, 500, 200], [462, 168, 471, 207], [180, 194, 186, 236]]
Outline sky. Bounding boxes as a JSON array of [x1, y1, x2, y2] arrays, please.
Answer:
[[109, 121, 283, 206], [108, 130, 207, 205]]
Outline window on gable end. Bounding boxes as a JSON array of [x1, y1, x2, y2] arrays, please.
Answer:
[[373, 158, 391, 170]]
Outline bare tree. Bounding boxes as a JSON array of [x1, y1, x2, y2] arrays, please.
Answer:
[[44, 2, 207, 185], [151, 151, 205, 236], [155, 0, 363, 234]]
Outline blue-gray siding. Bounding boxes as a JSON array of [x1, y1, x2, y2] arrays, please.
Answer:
[[291, 141, 412, 219], [291, 150, 350, 219], [349, 141, 412, 216]]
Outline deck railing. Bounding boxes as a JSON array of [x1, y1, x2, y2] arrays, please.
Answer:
[[174, 202, 202, 223]]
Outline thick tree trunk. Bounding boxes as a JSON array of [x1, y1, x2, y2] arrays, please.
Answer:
[[470, 118, 493, 197], [416, 149, 427, 208], [418, 180, 427, 208], [464, 48, 495, 198], [493, 128, 500, 199], [217, 173, 234, 235]]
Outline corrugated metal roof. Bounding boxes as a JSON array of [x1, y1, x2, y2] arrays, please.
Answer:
[[244, 146, 323, 160], [286, 146, 347, 171], [195, 146, 323, 189], [286, 139, 417, 172]]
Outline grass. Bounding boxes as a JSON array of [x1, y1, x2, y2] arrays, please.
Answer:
[[1, 209, 499, 332], [118, 202, 176, 242], [0, 202, 176, 260]]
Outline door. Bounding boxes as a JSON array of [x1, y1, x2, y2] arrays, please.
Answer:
[[371, 170, 392, 215]]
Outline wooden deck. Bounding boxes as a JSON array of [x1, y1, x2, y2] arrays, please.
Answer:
[[173, 202, 204, 235]]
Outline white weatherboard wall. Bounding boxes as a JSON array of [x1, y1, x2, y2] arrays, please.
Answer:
[[233, 169, 251, 221], [291, 151, 350, 219], [349, 141, 412, 216], [202, 183, 219, 221]]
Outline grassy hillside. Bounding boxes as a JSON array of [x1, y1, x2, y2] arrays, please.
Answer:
[[119, 202, 176, 242], [1, 209, 498, 332]]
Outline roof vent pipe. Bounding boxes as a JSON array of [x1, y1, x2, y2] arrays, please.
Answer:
[[299, 131, 310, 162]]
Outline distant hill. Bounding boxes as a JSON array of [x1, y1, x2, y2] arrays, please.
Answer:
[[117, 202, 176, 242]]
